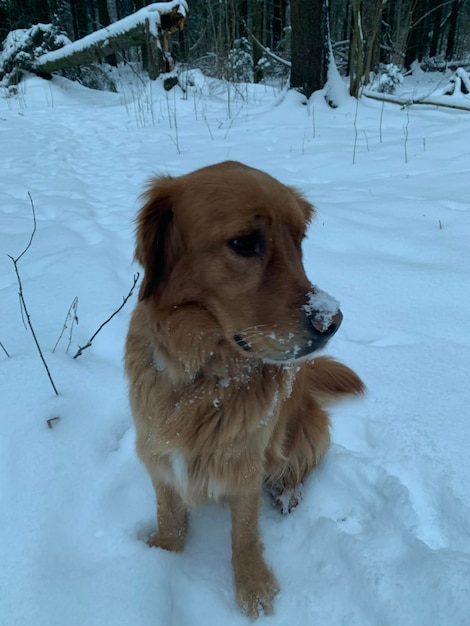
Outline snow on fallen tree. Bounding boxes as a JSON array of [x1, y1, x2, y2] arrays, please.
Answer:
[[363, 65, 470, 112], [33, 1, 188, 80], [0, 24, 72, 88], [443, 67, 470, 97], [362, 89, 470, 112]]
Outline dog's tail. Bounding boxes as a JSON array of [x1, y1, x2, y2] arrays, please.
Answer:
[[304, 356, 365, 406]]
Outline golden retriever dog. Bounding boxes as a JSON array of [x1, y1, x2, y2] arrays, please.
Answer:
[[125, 161, 364, 618]]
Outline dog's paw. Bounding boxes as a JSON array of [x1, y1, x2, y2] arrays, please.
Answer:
[[147, 531, 185, 552], [235, 566, 279, 619], [268, 483, 304, 515]]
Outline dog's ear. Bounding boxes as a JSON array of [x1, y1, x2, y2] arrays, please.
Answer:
[[289, 187, 315, 225], [135, 176, 177, 301]]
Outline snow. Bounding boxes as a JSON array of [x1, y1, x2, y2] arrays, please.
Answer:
[[365, 61, 470, 109], [1, 69, 470, 625], [303, 287, 340, 328], [0, 26, 71, 65]]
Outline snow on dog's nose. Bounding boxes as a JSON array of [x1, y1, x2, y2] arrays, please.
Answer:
[[310, 309, 343, 338], [303, 287, 343, 340]]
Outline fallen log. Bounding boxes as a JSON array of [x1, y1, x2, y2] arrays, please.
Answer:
[[33, 1, 187, 78], [363, 89, 470, 112]]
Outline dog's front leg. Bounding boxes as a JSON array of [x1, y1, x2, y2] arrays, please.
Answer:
[[148, 481, 189, 552], [230, 492, 279, 618]]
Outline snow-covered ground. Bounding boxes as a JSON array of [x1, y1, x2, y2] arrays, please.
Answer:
[[1, 69, 470, 626]]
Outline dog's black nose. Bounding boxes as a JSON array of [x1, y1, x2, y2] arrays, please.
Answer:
[[310, 310, 343, 338]]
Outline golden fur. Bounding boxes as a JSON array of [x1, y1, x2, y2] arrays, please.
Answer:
[[125, 161, 364, 618]]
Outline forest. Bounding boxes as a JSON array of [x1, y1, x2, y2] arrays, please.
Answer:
[[1, 1, 470, 98]]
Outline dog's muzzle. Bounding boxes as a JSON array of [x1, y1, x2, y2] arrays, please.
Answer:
[[232, 309, 343, 362]]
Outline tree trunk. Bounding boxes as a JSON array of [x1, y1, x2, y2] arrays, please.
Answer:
[[363, 0, 387, 81], [387, 0, 412, 66], [97, 0, 117, 66], [251, 0, 263, 83], [290, 0, 328, 98], [445, 0, 460, 61], [405, 0, 429, 69], [429, 0, 443, 57], [70, 0, 90, 40], [349, 0, 363, 97], [144, 19, 165, 80]]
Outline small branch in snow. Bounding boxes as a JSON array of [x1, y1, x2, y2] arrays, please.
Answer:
[[73, 273, 139, 359], [46, 416, 61, 429], [7, 193, 59, 396], [16, 191, 37, 262], [379, 99, 385, 144], [223, 104, 243, 140], [362, 130, 370, 152], [403, 106, 410, 164], [53, 296, 79, 354], [0, 341, 10, 358], [352, 91, 360, 164], [363, 89, 470, 112]]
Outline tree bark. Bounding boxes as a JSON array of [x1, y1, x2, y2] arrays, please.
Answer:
[[363, 0, 387, 81], [349, 0, 363, 97], [251, 0, 263, 83], [429, 0, 443, 57], [445, 0, 460, 61], [290, 0, 328, 98]]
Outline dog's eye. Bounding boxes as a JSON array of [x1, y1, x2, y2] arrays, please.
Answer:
[[227, 231, 264, 257]]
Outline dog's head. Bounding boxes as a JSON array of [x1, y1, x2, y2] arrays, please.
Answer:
[[135, 161, 342, 363]]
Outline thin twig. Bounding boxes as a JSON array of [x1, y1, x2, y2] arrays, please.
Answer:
[[0, 341, 10, 358], [243, 20, 291, 68], [379, 98, 385, 144], [352, 92, 360, 165], [17, 192, 37, 262], [411, 1, 455, 28], [53, 296, 79, 353], [8, 194, 59, 395], [224, 104, 243, 140], [362, 130, 370, 152], [403, 105, 410, 164], [73, 273, 139, 359]]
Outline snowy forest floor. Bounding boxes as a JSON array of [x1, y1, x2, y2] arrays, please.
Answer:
[[1, 68, 470, 626]]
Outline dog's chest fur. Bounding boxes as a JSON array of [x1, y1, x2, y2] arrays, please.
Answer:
[[129, 345, 294, 505]]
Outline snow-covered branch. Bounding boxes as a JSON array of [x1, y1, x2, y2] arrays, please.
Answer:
[[33, 1, 187, 76], [363, 88, 470, 112]]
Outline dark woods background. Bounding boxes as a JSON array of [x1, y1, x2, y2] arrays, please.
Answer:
[[1, 0, 469, 97]]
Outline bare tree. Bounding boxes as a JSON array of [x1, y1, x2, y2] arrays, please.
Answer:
[[349, 0, 363, 97], [290, 0, 329, 98], [446, 0, 461, 60]]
